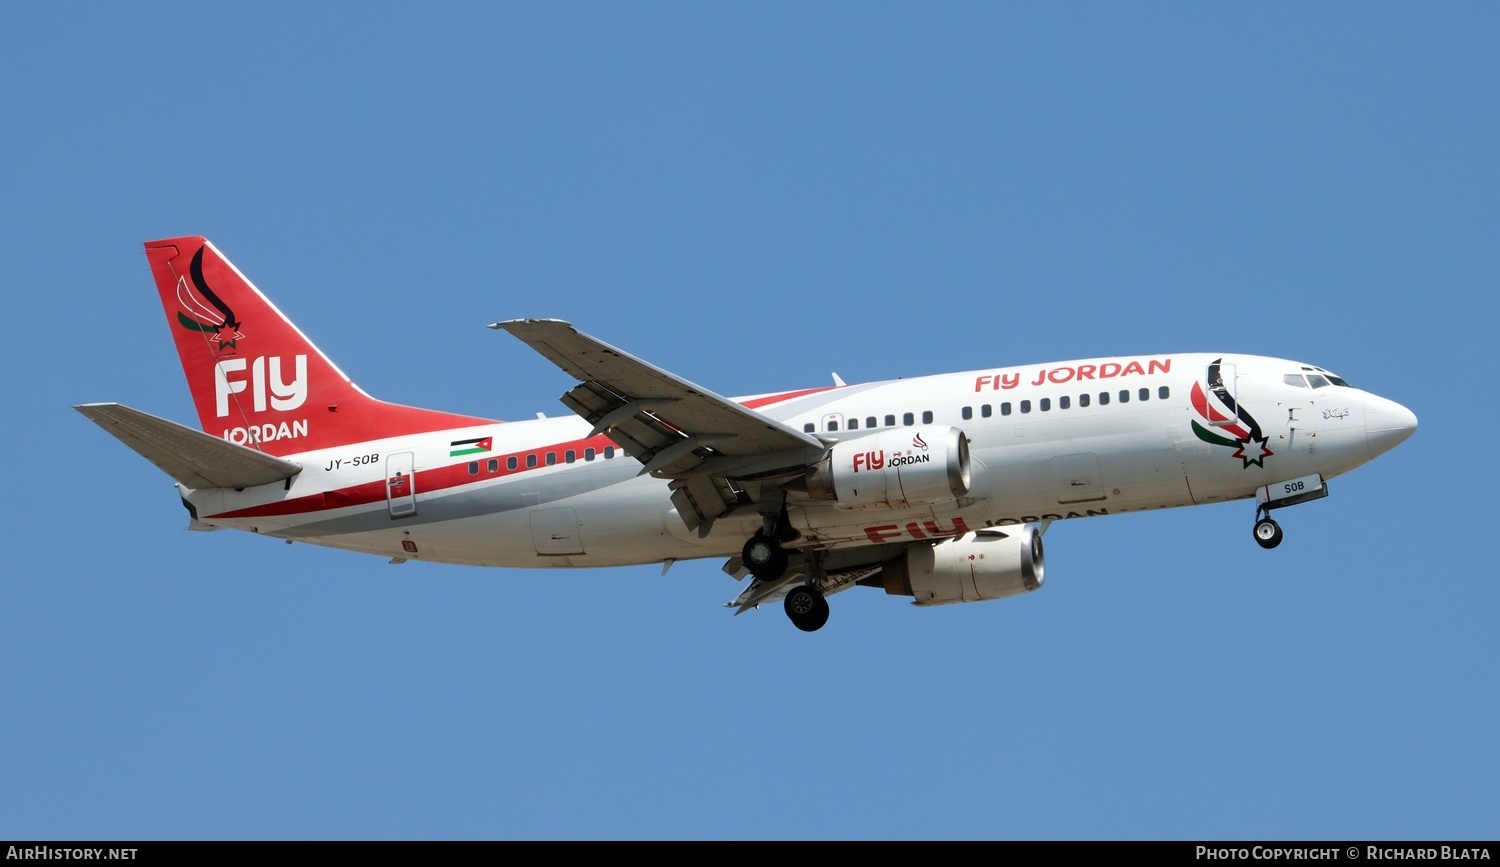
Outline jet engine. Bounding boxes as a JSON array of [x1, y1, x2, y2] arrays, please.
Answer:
[[800, 425, 971, 509], [880, 526, 1044, 606]]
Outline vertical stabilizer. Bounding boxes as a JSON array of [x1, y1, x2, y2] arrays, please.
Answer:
[[144, 236, 494, 456]]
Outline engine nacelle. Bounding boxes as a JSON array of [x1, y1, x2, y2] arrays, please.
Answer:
[[802, 426, 971, 509], [881, 527, 1045, 607]]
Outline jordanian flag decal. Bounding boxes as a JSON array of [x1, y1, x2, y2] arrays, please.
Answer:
[[450, 436, 493, 457]]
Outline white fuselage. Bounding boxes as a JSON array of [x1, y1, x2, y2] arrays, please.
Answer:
[[184, 352, 1401, 569]]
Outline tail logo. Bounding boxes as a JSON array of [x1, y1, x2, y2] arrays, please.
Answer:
[[174, 246, 244, 354], [1190, 359, 1273, 468]]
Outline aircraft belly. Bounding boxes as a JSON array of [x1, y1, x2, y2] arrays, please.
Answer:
[[193, 463, 708, 568], [963, 413, 1195, 521]]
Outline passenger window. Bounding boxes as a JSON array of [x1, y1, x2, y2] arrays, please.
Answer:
[[507, 456, 518, 470], [848, 417, 859, 430], [584, 448, 595, 461], [962, 406, 972, 420], [1099, 392, 1110, 406], [1080, 393, 1090, 407], [526, 454, 537, 468], [1119, 390, 1129, 403], [1020, 400, 1032, 414], [804, 423, 815, 433], [1040, 398, 1051, 411], [1139, 388, 1149, 401], [827, 420, 839, 431], [981, 404, 992, 418], [487, 458, 499, 473], [1001, 402, 1012, 416], [885, 414, 896, 427], [1158, 386, 1170, 399], [565, 450, 576, 464], [922, 410, 933, 423], [546, 452, 556, 465], [467, 461, 479, 475], [604, 446, 615, 459], [1060, 395, 1070, 409], [865, 416, 877, 428], [903, 412, 914, 425]]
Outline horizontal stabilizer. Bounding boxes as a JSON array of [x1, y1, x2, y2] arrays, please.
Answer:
[[75, 402, 302, 490]]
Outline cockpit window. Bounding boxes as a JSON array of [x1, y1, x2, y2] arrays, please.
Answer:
[[1306, 374, 1331, 389], [1302, 365, 1352, 388], [1283, 374, 1309, 388]]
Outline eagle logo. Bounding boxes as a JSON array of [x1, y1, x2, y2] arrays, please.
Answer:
[[1190, 359, 1273, 468], [173, 245, 243, 354]]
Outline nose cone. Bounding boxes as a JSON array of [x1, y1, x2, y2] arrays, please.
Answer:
[[1364, 395, 1418, 459]]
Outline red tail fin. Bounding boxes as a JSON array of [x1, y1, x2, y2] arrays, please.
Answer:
[[145, 236, 495, 457]]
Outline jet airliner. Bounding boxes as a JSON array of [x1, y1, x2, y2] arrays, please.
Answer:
[[78, 237, 1418, 631]]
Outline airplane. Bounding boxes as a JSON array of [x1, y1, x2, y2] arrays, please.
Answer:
[[77, 236, 1419, 632]]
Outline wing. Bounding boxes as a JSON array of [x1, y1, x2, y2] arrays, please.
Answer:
[[76, 402, 303, 490], [491, 319, 828, 530]]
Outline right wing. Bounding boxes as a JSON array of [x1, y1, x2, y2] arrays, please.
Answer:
[[76, 402, 303, 490]]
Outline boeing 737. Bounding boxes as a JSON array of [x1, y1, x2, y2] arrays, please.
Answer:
[[78, 237, 1418, 631]]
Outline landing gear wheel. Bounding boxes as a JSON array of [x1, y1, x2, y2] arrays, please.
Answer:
[[742, 533, 788, 581], [1254, 517, 1283, 549], [784, 585, 830, 632]]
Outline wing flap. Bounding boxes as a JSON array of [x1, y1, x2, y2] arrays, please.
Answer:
[[76, 402, 302, 490], [558, 380, 682, 464], [669, 475, 746, 532]]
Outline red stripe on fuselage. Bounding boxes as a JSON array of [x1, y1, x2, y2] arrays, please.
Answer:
[[741, 385, 837, 409], [209, 432, 627, 519], [210, 385, 835, 520]]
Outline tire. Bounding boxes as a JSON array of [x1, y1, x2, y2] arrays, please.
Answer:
[[784, 585, 830, 632], [743, 533, 788, 580], [1254, 518, 1283, 549]]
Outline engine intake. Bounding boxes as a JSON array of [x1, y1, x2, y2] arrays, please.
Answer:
[[801, 425, 971, 509], [882, 526, 1045, 606]]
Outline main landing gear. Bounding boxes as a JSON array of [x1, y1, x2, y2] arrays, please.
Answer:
[[742, 507, 797, 581], [740, 507, 830, 632], [1253, 505, 1283, 549], [783, 584, 830, 633], [742, 532, 788, 581]]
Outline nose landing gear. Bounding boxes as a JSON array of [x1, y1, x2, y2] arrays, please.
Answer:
[[1249, 473, 1329, 549], [1253, 505, 1283, 549]]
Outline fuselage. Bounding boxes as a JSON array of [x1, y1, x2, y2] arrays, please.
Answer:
[[183, 352, 1414, 570]]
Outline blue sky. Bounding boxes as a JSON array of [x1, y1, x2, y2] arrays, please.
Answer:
[[2, 2, 1495, 841]]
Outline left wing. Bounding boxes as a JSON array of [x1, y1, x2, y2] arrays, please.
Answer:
[[491, 319, 827, 530]]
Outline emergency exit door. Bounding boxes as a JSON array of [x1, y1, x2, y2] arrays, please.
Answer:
[[386, 452, 417, 518]]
